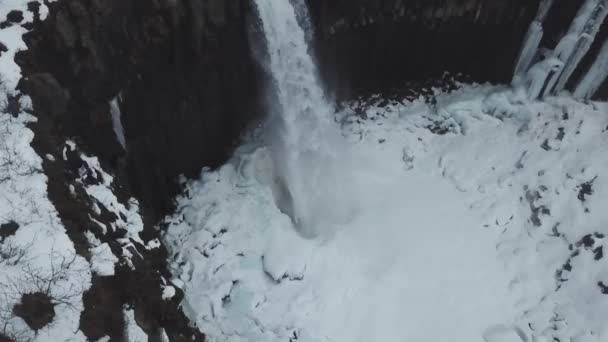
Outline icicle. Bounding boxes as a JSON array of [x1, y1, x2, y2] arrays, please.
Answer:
[[553, 0, 608, 94], [110, 97, 126, 149], [526, 58, 563, 100], [513, 21, 545, 79], [574, 38, 608, 99], [541, 33, 579, 97], [512, 0, 555, 80], [536, 0, 555, 21], [519, 0, 608, 99]]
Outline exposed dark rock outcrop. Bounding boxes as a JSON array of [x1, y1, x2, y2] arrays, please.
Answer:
[[305, 0, 541, 99], [0, 221, 19, 242], [16, 0, 268, 340], [17, 0, 268, 220], [305, 0, 607, 100]]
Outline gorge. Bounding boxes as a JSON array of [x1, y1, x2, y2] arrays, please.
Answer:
[[0, 0, 607, 341]]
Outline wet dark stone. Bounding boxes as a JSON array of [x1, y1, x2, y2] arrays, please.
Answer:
[[556, 127, 565, 141], [541, 139, 551, 151], [578, 234, 595, 248], [578, 178, 596, 202], [599, 281, 608, 294], [13, 292, 55, 331], [27, 1, 41, 13], [6, 10, 24, 23], [0, 221, 19, 242], [593, 246, 603, 260], [21, 22, 34, 30]]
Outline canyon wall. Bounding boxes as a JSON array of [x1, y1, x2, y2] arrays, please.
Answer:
[[18, 0, 269, 221], [12, 0, 606, 339]]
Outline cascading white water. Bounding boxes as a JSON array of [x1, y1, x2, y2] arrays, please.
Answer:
[[253, 0, 347, 235]]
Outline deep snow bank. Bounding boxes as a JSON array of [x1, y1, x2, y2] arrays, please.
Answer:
[[164, 85, 608, 342]]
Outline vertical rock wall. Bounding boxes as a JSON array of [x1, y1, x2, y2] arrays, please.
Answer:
[[18, 0, 269, 221], [306, 0, 541, 98]]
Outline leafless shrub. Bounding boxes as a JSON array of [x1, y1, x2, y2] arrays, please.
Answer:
[[0, 241, 31, 267], [0, 250, 87, 338]]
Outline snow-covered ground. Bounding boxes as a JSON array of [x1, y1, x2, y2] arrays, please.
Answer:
[[0, 1, 92, 341], [164, 84, 608, 342]]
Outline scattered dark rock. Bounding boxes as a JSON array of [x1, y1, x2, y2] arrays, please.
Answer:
[[593, 246, 603, 260], [426, 121, 452, 135], [13, 292, 55, 331], [21, 21, 34, 30], [0, 41, 7, 55], [550, 223, 561, 237], [598, 281, 608, 294], [515, 151, 527, 169], [577, 177, 597, 202], [27, 1, 40, 12], [0, 221, 19, 242], [3, 93, 21, 117], [540, 139, 551, 151], [578, 234, 595, 248], [556, 127, 565, 141], [6, 10, 24, 23], [525, 189, 549, 227]]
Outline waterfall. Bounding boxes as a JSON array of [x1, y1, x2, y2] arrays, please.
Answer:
[[253, 0, 346, 236]]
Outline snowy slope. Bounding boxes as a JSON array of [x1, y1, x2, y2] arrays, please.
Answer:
[[164, 85, 608, 342], [0, 1, 92, 341]]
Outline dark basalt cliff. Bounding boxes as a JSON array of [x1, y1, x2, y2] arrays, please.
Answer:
[[16, 0, 266, 340], [18, 0, 268, 221], [307, 0, 539, 98]]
